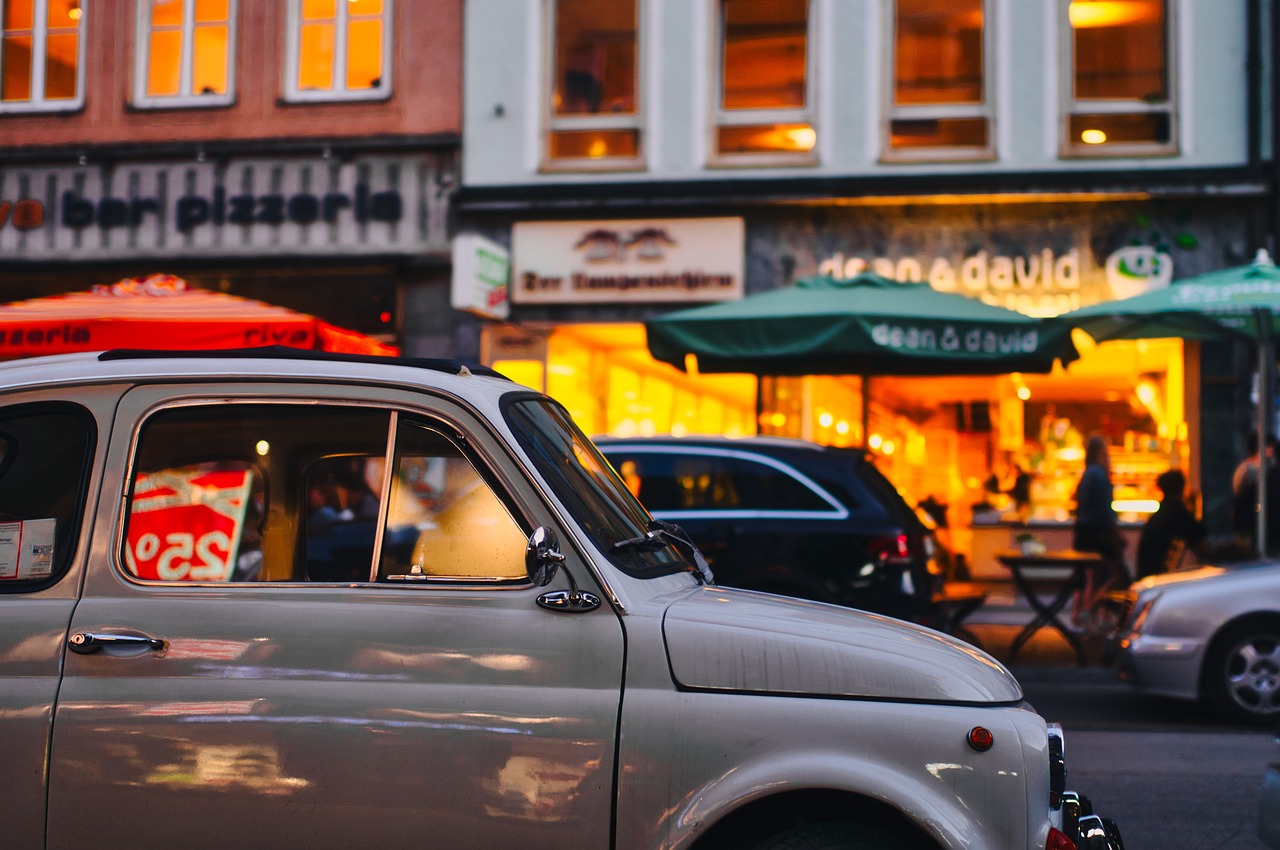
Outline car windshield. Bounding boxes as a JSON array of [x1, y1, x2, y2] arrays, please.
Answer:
[[504, 396, 692, 579]]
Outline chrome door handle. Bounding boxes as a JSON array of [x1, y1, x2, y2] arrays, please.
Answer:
[[68, 632, 166, 655]]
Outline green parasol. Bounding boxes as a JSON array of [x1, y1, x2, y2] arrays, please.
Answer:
[[645, 272, 1078, 377], [1060, 249, 1280, 556]]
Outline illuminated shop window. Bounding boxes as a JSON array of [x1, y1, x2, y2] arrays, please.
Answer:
[[285, 0, 389, 103], [544, 0, 641, 171], [1063, 0, 1174, 156], [886, 0, 992, 161], [134, 0, 234, 107], [0, 0, 84, 113], [713, 0, 814, 165]]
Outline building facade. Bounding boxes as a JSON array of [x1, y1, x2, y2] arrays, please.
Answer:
[[0, 0, 462, 353], [455, 0, 1275, 565]]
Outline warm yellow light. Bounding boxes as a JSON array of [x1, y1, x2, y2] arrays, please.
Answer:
[[684, 353, 699, 376], [255, 440, 270, 456], [1113, 498, 1159, 514], [588, 137, 608, 158], [1016, 386, 1032, 401], [671, 422, 688, 437], [769, 412, 787, 428], [787, 127, 817, 151], [881, 440, 896, 455], [835, 420, 850, 435], [1081, 129, 1107, 145], [1068, 1, 1161, 28], [68, 7, 81, 20], [1136, 380, 1157, 405], [819, 412, 834, 428], [868, 433, 883, 450]]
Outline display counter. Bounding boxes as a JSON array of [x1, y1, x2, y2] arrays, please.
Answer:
[[968, 518, 1143, 581]]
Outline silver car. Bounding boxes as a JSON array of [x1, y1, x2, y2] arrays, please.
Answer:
[[1114, 561, 1280, 723], [0, 349, 1120, 849]]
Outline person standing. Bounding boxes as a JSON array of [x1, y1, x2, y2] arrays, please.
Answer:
[[1072, 435, 1128, 627]]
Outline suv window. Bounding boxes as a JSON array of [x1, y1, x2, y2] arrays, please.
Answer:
[[122, 402, 528, 585], [603, 448, 844, 515], [0, 404, 94, 590]]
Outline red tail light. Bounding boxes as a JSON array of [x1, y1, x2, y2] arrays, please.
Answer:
[[870, 533, 911, 561], [1046, 827, 1076, 849]]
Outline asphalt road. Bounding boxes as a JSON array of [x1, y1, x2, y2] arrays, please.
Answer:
[[971, 623, 1277, 850]]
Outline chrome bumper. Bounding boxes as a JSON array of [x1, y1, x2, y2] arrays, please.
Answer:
[[1061, 791, 1125, 850]]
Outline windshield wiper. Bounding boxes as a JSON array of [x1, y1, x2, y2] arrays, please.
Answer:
[[613, 520, 714, 585]]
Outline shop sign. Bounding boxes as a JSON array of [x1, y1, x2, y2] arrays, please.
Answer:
[[819, 244, 1172, 316], [512, 218, 744, 304], [0, 154, 453, 261], [451, 233, 510, 320]]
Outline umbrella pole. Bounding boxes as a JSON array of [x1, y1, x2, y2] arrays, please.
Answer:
[[1256, 307, 1273, 558]]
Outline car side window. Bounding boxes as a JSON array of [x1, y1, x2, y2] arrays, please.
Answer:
[[606, 450, 833, 513], [0, 403, 95, 590], [122, 403, 527, 585], [378, 420, 527, 582]]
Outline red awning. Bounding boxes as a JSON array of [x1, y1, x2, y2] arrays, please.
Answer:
[[0, 274, 398, 358]]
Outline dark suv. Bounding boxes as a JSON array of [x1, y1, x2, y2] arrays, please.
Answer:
[[595, 436, 942, 623]]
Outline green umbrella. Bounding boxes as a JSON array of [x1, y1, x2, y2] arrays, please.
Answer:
[[1060, 249, 1280, 343], [1060, 249, 1280, 556], [645, 272, 1078, 377]]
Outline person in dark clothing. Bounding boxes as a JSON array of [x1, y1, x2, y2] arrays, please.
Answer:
[[1136, 469, 1207, 579], [1072, 435, 1128, 626]]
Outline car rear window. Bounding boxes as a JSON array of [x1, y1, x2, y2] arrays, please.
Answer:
[[0, 403, 95, 591]]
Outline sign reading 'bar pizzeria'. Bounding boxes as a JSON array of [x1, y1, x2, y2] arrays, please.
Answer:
[[512, 218, 744, 305]]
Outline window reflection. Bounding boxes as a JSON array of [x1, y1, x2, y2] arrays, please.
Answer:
[[887, 0, 988, 157], [547, 0, 638, 166], [1066, 0, 1171, 152], [2, 0, 80, 106], [293, 0, 385, 97], [142, 0, 230, 101], [894, 0, 983, 106]]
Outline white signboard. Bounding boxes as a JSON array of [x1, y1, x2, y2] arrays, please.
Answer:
[[512, 217, 744, 304], [451, 233, 511, 320], [0, 518, 55, 580], [0, 154, 453, 261]]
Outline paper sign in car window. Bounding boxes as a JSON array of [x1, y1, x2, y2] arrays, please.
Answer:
[[0, 518, 56, 580], [125, 467, 253, 582]]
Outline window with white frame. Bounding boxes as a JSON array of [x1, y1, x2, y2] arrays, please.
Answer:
[[885, 0, 992, 161], [285, 0, 390, 103], [134, 0, 234, 107], [1063, 0, 1173, 155], [713, 0, 814, 165], [544, 0, 641, 170], [0, 0, 85, 113]]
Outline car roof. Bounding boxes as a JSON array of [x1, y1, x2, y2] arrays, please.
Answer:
[[0, 348, 516, 401], [594, 434, 869, 458]]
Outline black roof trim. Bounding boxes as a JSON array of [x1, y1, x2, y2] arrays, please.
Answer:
[[97, 347, 510, 380]]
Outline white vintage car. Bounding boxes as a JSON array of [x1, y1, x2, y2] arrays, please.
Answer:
[[1114, 560, 1280, 723], [0, 349, 1119, 850]]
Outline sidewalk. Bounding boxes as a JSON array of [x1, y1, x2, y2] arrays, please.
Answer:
[[949, 579, 1113, 668]]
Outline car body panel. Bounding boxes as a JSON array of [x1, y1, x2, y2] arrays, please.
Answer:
[[663, 587, 1021, 703], [47, 378, 626, 849], [1116, 560, 1280, 704]]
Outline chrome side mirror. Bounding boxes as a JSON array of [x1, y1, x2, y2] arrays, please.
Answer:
[[525, 526, 565, 587]]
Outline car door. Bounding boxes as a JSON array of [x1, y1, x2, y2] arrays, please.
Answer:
[[0, 399, 100, 850], [47, 385, 626, 850]]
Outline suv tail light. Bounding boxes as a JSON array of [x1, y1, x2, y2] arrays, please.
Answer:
[[870, 533, 911, 563]]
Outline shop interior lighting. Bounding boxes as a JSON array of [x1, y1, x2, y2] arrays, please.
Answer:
[[255, 440, 270, 457], [881, 440, 896, 456], [868, 433, 883, 450], [1068, 1, 1161, 28], [1016, 385, 1032, 401], [819, 412, 834, 428], [836, 420, 850, 435], [1081, 129, 1107, 145], [1113, 498, 1159, 514], [68, 4, 82, 21]]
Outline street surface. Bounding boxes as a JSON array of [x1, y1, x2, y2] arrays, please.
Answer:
[[969, 622, 1275, 850]]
